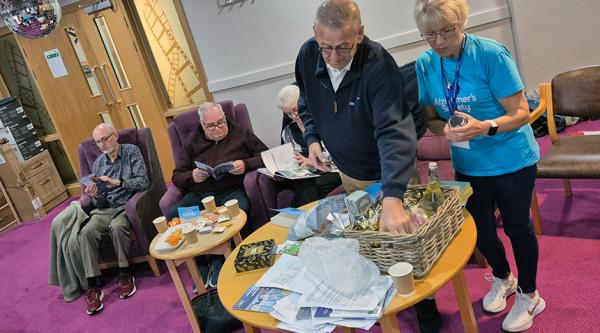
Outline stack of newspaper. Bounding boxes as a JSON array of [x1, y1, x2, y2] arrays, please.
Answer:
[[234, 254, 396, 332]]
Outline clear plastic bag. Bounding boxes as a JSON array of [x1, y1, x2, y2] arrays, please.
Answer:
[[298, 237, 380, 296]]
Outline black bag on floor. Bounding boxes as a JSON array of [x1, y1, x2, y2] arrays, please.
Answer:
[[192, 288, 242, 333]]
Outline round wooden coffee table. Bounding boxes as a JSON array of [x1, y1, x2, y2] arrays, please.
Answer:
[[218, 209, 478, 333], [149, 209, 246, 333]]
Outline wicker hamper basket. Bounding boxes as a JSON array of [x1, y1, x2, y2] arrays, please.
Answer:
[[345, 188, 464, 278]]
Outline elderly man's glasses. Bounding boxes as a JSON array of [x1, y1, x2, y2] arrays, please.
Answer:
[[420, 26, 457, 42], [318, 42, 355, 56], [95, 132, 115, 145], [203, 118, 226, 130]]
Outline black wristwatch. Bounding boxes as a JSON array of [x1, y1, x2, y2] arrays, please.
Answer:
[[486, 120, 498, 136], [118, 178, 124, 187]]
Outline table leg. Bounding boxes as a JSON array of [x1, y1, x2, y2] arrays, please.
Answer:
[[233, 232, 242, 246], [452, 269, 478, 333], [165, 260, 202, 333], [379, 314, 401, 333], [185, 258, 207, 295], [242, 321, 261, 333]]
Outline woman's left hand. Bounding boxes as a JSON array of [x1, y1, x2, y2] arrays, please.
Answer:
[[447, 112, 490, 141]]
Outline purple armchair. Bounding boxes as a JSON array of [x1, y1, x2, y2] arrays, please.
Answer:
[[416, 129, 455, 183], [78, 128, 165, 277], [159, 100, 264, 231]]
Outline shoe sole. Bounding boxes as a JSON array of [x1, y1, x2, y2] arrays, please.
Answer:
[[119, 277, 137, 299], [86, 291, 104, 315], [483, 284, 518, 313], [502, 298, 546, 332]]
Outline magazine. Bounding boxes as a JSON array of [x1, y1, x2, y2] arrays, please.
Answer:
[[194, 161, 234, 180], [258, 143, 319, 180], [80, 174, 108, 194], [233, 286, 292, 313]]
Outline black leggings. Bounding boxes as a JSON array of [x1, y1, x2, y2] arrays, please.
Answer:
[[456, 164, 539, 293]]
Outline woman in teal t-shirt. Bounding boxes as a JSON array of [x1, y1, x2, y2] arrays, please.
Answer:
[[414, 0, 544, 332]]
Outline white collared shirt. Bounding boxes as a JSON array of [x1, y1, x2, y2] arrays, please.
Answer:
[[326, 60, 353, 92]]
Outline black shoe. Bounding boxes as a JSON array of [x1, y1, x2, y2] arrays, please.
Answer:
[[414, 298, 443, 333]]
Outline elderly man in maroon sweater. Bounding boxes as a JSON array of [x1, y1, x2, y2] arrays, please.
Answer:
[[167, 102, 268, 220]]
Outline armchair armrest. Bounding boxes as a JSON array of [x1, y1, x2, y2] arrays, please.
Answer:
[[529, 82, 550, 124], [125, 190, 164, 251], [159, 185, 183, 217]]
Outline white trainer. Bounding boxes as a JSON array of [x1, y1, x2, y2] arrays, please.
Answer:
[[482, 273, 517, 313], [502, 289, 546, 332]]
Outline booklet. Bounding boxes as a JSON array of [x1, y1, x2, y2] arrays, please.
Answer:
[[194, 161, 234, 180], [258, 143, 319, 180], [233, 286, 292, 313], [80, 174, 108, 194]]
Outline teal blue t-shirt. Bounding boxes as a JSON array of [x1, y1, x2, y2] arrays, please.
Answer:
[[416, 34, 539, 176]]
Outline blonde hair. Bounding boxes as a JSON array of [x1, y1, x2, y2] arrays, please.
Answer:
[[414, 0, 469, 33], [276, 85, 299, 110]]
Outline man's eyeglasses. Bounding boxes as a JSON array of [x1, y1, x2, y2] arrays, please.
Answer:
[[95, 132, 115, 145], [420, 26, 457, 42], [203, 118, 226, 130], [318, 42, 355, 56]]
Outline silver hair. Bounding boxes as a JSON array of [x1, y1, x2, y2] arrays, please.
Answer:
[[197, 102, 224, 122], [314, 0, 361, 32], [276, 85, 299, 110], [94, 123, 116, 134], [414, 0, 469, 32]]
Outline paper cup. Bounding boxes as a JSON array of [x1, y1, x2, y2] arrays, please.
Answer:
[[182, 224, 198, 244], [152, 216, 168, 233], [388, 262, 415, 296], [225, 199, 240, 216], [201, 195, 217, 213]]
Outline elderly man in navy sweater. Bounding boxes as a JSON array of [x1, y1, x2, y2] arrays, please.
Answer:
[[295, 0, 417, 235], [168, 102, 268, 220], [295, 2, 442, 332]]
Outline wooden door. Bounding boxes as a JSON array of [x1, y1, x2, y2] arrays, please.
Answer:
[[16, 0, 174, 180]]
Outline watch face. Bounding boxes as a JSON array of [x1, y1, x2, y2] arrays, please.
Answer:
[[448, 114, 468, 128]]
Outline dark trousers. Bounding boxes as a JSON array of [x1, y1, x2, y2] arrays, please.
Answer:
[[167, 186, 250, 220], [456, 164, 539, 293], [276, 172, 342, 207]]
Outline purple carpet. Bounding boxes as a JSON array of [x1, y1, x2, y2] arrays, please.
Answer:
[[1, 120, 599, 333]]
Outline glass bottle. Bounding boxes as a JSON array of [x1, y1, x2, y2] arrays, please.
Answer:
[[421, 162, 445, 217]]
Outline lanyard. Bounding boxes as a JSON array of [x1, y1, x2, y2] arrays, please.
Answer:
[[441, 34, 467, 115]]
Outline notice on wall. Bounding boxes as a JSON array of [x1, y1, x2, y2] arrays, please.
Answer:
[[44, 49, 68, 78]]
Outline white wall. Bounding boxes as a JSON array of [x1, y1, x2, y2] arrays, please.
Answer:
[[181, 0, 512, 147], [508, 0, 600, 90]]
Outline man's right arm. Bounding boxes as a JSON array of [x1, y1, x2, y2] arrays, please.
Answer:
[[295, 50, 320, 147]]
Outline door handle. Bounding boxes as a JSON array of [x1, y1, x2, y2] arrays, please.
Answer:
[[91, 66, 113, 106], [99, 64, 120, 105]]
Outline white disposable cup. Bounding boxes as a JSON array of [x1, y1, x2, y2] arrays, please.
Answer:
[[152, 216, 168, 233], [182, 224, 198, 244], [388, 262, 415, 296], [224, 199, 240, 216], [201, 195, 217, 213]]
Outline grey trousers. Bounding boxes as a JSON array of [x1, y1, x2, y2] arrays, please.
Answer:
[[79, 207, 131, 278]]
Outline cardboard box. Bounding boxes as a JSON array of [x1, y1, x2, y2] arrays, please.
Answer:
[[0, 97, 28, 127]]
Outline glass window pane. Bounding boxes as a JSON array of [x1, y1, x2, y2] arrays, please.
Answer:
[[65, 26, 101, 96], [100, 112, 112, 125], [132, 0, 208, 107], [94, 17, 130, 89], [127, 104, 145, 128]]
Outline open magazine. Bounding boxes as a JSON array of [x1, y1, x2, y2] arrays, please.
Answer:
[[194, 161, 234, 180], [257, 143, 319, 180]]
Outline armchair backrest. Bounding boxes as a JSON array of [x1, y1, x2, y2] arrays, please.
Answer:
[[78, 128, 156, 194], [167, 100, 252, 163], [416, 129, 451, 161], [552, 65, 600, 118]]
